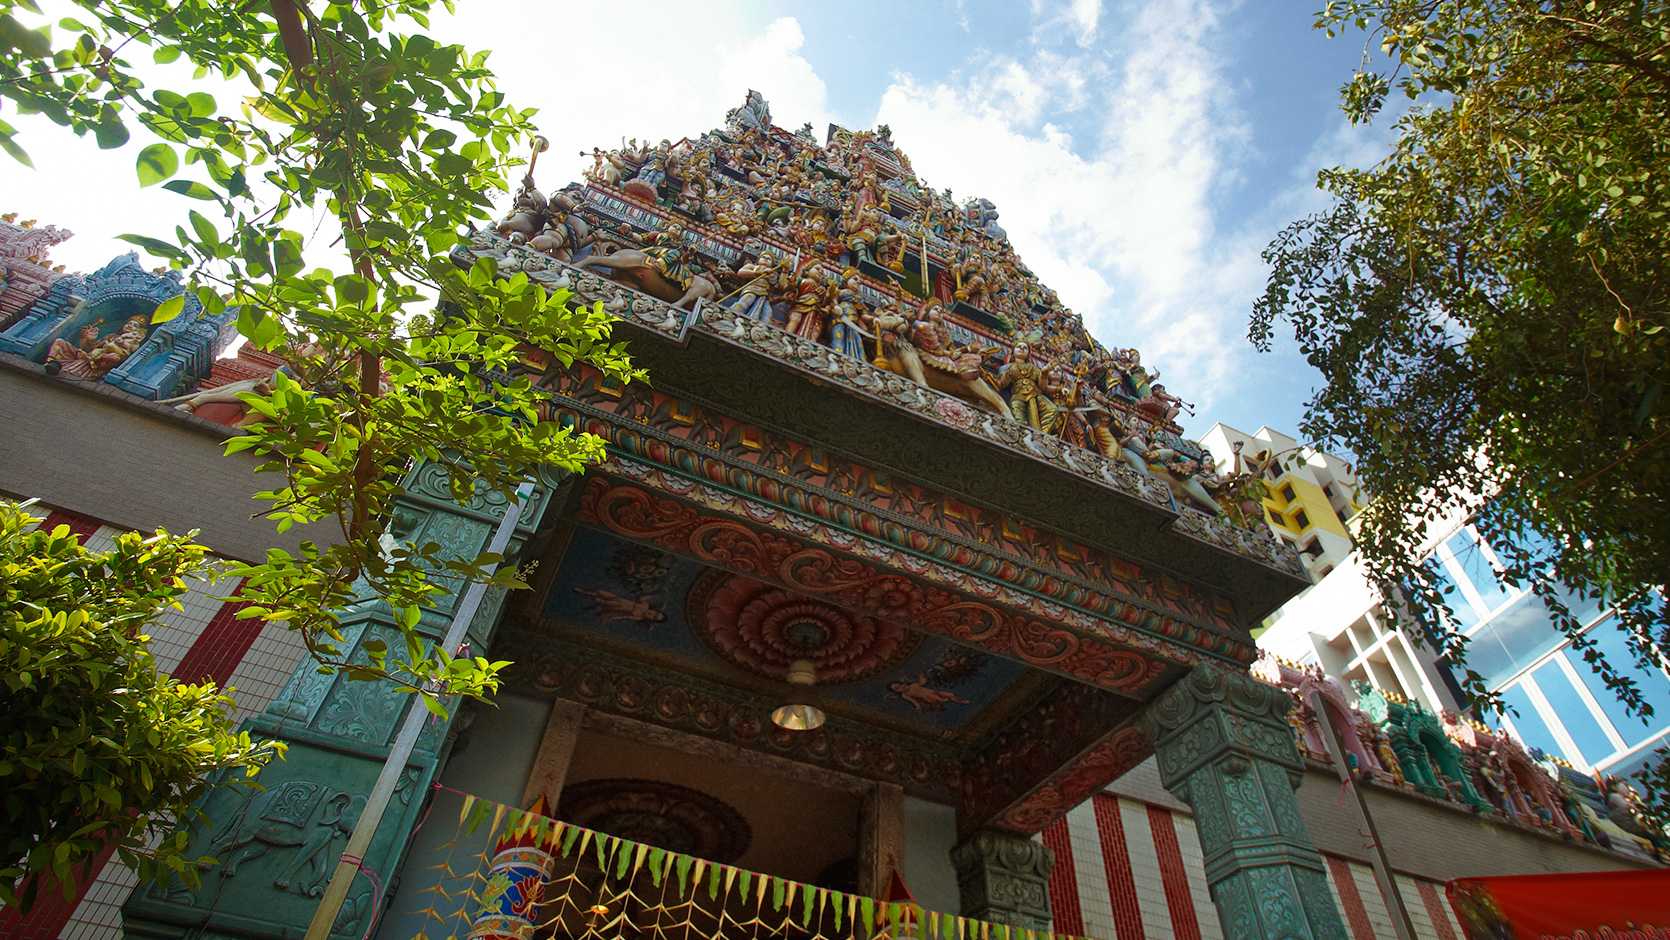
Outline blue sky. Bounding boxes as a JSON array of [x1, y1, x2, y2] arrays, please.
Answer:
[[3, 0, 1394, 444]]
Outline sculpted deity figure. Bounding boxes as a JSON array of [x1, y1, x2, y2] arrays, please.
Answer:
[[952, 246, 988, 306], [994, 340, 1057, 432], [1042, 360, 1089, 448], [725, 250, 795, 324], [828, 270, 873, 359], [621, 140, 672, 203], [1156, 452, 1225, 515], [46, 314, 149, 380], [715, 197, 760, 238], [843, 200, 885, 265], [1376, 738, 1408, 787], [495, 180, 547, 240], [784, 266, 834, 339], [1135, 381, 1191, 424]]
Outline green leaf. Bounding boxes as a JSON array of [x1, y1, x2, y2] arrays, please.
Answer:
[[150, 295, 186, 325], [163, 180, 218, 201], [116, 233, 186, 259], [136, 144, 179, 187], [93, 120, 130, 150]]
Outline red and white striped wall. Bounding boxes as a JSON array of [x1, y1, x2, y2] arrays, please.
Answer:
[[1042, 793, 1467, 940], [0, 506, 310, 940]]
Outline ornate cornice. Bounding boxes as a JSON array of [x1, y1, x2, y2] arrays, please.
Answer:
[[537, 365, 1252, 662], [450, 231, 1309, 603], [578, 473, 1181, 692], [496, 626, 964, 799]]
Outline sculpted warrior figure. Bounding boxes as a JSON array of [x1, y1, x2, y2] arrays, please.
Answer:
[[46, 315, 149, 380], [828, 269, 873, 359], [843, 200, 885, 265], [784, 266, 834, 339], [993, 339, 1057, 432], [725, 250, 795, 323]]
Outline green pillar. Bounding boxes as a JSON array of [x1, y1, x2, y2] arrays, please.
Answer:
[[950, 829, 1055, 930], [1137, 664, 1349, 940], [124, 462, 565, 939]]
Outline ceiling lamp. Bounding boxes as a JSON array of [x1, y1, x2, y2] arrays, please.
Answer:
[[771, 659, 826, 731]]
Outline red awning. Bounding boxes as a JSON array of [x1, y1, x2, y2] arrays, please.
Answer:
[[1448, 868, 1670, 939]]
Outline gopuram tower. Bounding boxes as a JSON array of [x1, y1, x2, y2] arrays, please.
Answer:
[[121, 93, 1346, 940]]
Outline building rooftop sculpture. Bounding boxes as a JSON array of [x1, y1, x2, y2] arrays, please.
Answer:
[[451, 92, 1303, 581]]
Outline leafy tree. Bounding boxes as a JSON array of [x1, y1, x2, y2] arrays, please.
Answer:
[[0, 0, 639, 694], [0, 500, 282, 910], [0, 0, 641, 903], [1254, 0, 1670, 820]]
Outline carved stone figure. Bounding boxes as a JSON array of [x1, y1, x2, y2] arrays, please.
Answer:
[[993, 340, 1056, 432], [202, 780, 368, 897], [874, 298, 1008, 413]]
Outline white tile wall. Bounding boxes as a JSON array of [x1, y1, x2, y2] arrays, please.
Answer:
[[1118, 798, 1172, 940], [1066, 801, 1116, 939], [57, 859, 136, 940], [224, 619, 307, 719], [145, 569, 228, 675], [1169, 814, 1223, 940]]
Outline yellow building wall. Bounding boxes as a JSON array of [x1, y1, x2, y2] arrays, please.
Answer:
[[1262, 475, 1351, 539]]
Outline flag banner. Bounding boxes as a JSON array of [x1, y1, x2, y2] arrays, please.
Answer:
[[394, 785, 1103, 940], [1448, 869, 1670, 940]]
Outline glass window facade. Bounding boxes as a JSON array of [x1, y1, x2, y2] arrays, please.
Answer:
[[1434, 524, 1670, 773]]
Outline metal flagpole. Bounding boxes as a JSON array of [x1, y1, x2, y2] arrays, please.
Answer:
[[1312, 690, 1419, 940], [303, 480, 538, 940]]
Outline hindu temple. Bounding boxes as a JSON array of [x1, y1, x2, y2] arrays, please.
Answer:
[[0, 94, 1662, 940]]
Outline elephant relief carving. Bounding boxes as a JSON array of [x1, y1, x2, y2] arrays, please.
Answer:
[[201, 780, 368, 897]]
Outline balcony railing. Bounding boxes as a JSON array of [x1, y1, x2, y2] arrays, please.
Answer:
[[395, 786, 1091, 940]]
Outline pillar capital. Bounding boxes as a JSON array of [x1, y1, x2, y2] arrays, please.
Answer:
[[950, 829, 1054, 931]]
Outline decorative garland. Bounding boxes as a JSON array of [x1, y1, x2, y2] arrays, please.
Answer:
[[408, 786, 1093, 940]]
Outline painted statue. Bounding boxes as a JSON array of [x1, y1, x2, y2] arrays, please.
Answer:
[[572, 221, 719, 310], [828, 270, 873, 359], [45, 314, 148, 380], [994, 340, 1057, 432]]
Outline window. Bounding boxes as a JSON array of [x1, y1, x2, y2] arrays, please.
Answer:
[[1499, 683, 1562, 757], [1293, 509, 1310, 530], [1279, 484, 1296, 503], [1532, 659, 1614, 767], [1323, 483, 1336, 498], [1466, 594, 1569, 688], [1301, 538, 1322, 558], [1446, 531, 1512, 614], [1429, 561, 1481, 630], [1578, 619, 1670, 750]]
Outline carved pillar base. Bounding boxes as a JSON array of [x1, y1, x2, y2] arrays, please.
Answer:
[[949, 829, 1054, 930], [1137, 664, 1349, 940], [123, 464, 569, 940]]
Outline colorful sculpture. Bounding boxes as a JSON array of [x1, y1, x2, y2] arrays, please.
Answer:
[[450, 93, 1264, 535]]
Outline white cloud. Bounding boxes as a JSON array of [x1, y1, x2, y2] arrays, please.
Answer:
[[876, 0, 1260, 417], [0, 3, 836, 275]]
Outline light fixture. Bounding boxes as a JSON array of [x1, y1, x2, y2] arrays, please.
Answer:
[[771, 659, 826, 730]]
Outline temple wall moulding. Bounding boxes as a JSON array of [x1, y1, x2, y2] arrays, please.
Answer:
[[497, 627, 966, 800], [0, 252, 235, 399], [1252, 654, 1669, 860], [0, 214, 73, 331], [533, 364, 1250, 659], [449, 231, 1305, 582], [576, 473, 1192, 693]]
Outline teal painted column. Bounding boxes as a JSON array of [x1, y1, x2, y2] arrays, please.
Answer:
[[1136, 664, 1350, 940], [124, 462, 566, 940]]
